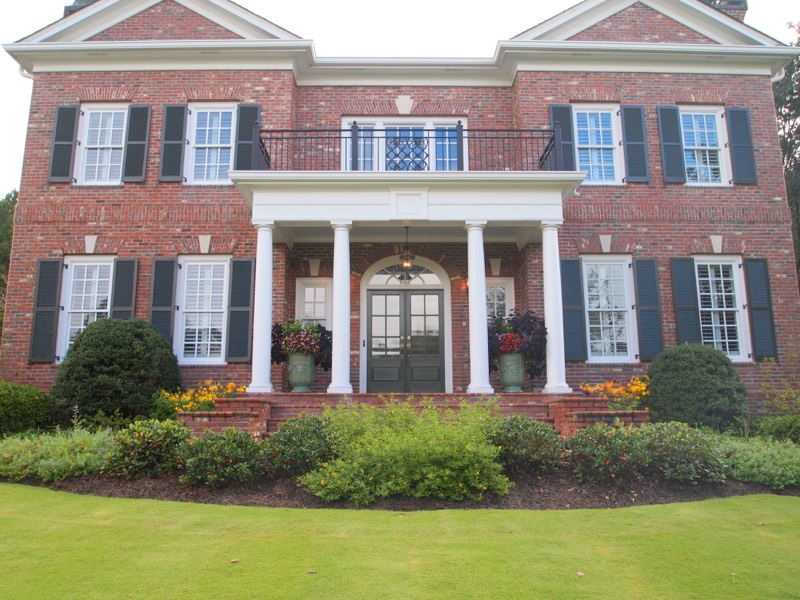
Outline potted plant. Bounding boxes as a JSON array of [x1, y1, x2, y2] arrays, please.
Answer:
[[488, 310, 547, 392], [271, 320, 333, 392]]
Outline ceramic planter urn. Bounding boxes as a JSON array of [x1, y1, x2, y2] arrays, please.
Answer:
[[498, 352, 524, 392], [288, 353, 316, 392]]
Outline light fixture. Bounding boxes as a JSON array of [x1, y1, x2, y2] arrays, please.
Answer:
[[399, 226, 415, 271]]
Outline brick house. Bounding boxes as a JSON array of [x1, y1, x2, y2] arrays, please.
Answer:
[[2, 0, 798, 408]]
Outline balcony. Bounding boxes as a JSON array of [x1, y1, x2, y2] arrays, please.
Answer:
[[256, 122, 564, 173]]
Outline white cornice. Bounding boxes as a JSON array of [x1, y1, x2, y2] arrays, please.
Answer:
[[5, 39, 797, 85]]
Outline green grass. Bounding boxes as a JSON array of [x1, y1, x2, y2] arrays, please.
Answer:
[[1, 485, 798, 599]]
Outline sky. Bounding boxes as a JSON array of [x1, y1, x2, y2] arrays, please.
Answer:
[[0, 0, 796, 194]]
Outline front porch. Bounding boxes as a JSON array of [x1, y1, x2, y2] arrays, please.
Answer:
[[178, 392, 649, 439]]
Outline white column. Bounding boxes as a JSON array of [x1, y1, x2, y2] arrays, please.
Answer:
[[466, 221, 493, 394], [248, 223, 274, 393], [328, 220, 353, 393], [541, 221, 572, 393]]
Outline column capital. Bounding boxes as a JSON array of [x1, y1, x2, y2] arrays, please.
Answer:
[[540, 220, 563, 231], [254, 221, 275, 231], [464, 220, 487, 231], [330, 220, 353, 230]]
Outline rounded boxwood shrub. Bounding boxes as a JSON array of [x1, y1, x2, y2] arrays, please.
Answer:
[[492, 414, 563, 475], [50, 319, 181, 421], [265, 414, 335, 477], [646, 344, 748, 431], [179, 429, 267, 487], [105, 419, 192, 479], [0, 381, 53, 436]]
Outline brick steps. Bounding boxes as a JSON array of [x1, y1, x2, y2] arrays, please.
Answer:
[[178, 392, 646, 439]]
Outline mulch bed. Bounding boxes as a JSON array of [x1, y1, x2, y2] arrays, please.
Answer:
[[46, 473, 799, 511]]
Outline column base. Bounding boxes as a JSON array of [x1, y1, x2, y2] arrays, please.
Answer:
[[467, 384, 495, 394], [544, 383, 573, 394], [247, 384, 274, 393], [327, 384, 354, 394]]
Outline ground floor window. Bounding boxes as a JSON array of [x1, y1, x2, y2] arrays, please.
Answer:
[[486, 277, 515, 319], [296, 277, 332, 327], [695, 257, 749, 359]]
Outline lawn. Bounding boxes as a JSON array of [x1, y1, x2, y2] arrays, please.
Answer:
[[1, 484, 798, 599]]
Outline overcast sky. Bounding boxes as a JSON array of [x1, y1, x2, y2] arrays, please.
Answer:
[[0, 0, 796, 194]]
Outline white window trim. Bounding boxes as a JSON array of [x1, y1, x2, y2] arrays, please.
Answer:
[[486, 277, 515, 319], [678, 106, 732, 187], [56, 256, 116, 362], [295, 277, 333, 328], [341, 117, 468, 172], [173, 255, 231, 366], [74, 104, 128, 186], [693, 255, 752, 362], [582, 255, 639, 363], [572, 104, 625, 186], [184, 103, 237, 185]]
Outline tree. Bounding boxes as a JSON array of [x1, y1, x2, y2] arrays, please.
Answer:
[[0, 189, 17, 339], [774, 24, 800, 286]]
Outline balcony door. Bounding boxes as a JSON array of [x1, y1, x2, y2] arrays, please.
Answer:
[[367, 289, 444, 393]]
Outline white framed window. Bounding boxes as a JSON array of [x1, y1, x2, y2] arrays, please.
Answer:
[[486, 277, 515, 319], [56, 257, 115, 359], [343, 118, 465, 172], [174, 256, 231, 365], [573, 105, 624, 185], [679, 107, 731, 186], [694, 256, 750, 361], [582, 256, 638, 362], [74, 105, 128, 185], [185, 104, 236, 184], [296, 278, 333, 328]]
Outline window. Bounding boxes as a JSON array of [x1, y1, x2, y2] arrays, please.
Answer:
[[74, 105, 128, 185], [185, 104, 237, 184], [582, 257, 638, 362], [573, 105, 624, 184], [486, 278, 515, 319], [56, 257, 114, 359], [679, 107, 730, 185], [694, 257, 750, 360], [296, 278, 332, 327], [344, 119, 465, 172], [174, 257, 231, 364]]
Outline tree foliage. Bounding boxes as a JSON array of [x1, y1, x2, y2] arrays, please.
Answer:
[[0, 189, 17, 339], [774, 24, 800, 285]]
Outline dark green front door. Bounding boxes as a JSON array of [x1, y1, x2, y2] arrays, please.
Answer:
[[367, 290, 444, 393]]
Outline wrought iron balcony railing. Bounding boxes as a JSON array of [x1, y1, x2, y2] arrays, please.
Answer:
[[255, 122, 564, 173]]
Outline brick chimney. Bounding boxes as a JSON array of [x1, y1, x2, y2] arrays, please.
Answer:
[[64, 0, 99, 18], [700, 0, 748, 22]]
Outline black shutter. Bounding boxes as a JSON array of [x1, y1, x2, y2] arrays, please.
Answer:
[[634, 259, 663, 360], [550, 104, 575, 171], [29, 259, 63, 363], [744, 259, 777, 359], [670, 258, 701, 344], [235, 104, 260, 171], [561, 258, 587, 361], [49, 106, 79, 183], [110, 259, 138, 320], [122, 106, 151, 183], [150, 259, 177, 341], [160, 105, 187, 181], [726, 108, 757, 185], [226, 258, 254, 362], [657, 106, 686, 184], [621, 106, 649, 183]]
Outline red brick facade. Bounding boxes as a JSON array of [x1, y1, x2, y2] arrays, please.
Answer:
[[3, 0, 797, 413]]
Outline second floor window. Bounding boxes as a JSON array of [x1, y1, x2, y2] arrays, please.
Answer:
[[75, 105, 128, 185], [573, 105, 624, 184], [680, 108, 730, 185], [185, 105, 236, 184]]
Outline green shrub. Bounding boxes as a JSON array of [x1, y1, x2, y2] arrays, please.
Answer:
[[299, 401, 511, 505], [492, 415, 563, 475], [753, 415, 800, 444], [0, 428, 112, 482], [50, 319, 181, 421], [179, 429, 267, 487], [265, 415, 335, 477], [0, 381, 53, 436], [637, 422, 726, 483], [647, 344, 748, 431], [717, 435, 800, 490], [566, 424, 650, 484], [105, 419, 192, 479]]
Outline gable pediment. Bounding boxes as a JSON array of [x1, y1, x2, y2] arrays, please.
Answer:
[[513, 0, 783, 46], [19, 0, 301, 43]]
